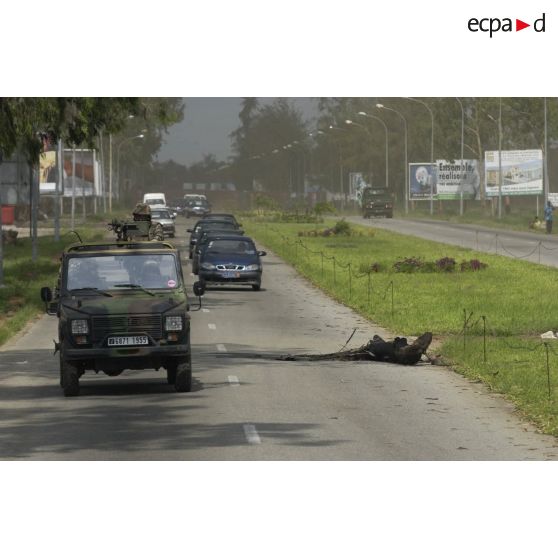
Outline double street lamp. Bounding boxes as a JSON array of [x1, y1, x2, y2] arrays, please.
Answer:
[[356, 112, 389, 191], [375, 103, 408, 213], [404, 98, 435, 215]]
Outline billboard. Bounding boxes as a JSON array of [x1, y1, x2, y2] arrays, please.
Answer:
[[62, 149, 99, 197], [436, 160, 480, 200], [349, 172, 372, 203], [409, 163, 437, 200], [39, 150, 58, 194], [485, 149, 543, 197]]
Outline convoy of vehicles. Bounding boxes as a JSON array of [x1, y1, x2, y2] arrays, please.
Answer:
[[40, 189, 265, 397]]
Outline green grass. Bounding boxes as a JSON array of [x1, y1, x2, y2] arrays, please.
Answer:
[[245, 219, 558, 436], [400, 203, 548, 234], [0, 228, 104, 346]]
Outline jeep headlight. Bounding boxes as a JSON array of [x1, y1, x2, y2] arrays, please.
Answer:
[[200, 262, 216, 270], [71, 319, 89, 335], [245, 264, 260, 271], [165, 316, 183, 331]]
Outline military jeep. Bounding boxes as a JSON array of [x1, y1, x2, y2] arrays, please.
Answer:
[[40, 241, 192, 396]]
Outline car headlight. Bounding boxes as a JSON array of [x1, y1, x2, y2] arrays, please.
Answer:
[[245, 264, 260, 271], [200, 262, 216, 270], [165, 316, 183, 331], [71, 319, 89, 335]]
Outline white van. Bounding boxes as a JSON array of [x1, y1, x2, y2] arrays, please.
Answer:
[[143, 193, 167, 209]]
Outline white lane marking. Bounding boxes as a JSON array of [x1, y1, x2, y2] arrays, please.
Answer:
[[16, 361, 28, 365], [217, 344, 227, 352], [228, 375, 240, 386], [202, 308, 210, 313], [243, 424, 261, 445], [190, 273, 195, 277], [208, 323, 216, 330]]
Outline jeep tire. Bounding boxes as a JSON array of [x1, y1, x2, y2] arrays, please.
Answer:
[[60, 354, 80, 397], [174, 353, 192, 392]]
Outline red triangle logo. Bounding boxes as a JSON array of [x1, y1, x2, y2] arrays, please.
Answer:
[[516, 19, 530, 31]]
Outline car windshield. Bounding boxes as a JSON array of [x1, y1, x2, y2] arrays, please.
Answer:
[[206, 240, 256, 255], [147, 199, 165, 205], [151, 210, 170, 219], [66, 254, 180, 291]]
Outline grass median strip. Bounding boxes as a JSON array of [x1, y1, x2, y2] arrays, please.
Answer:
[[245, 219, 558, 437]]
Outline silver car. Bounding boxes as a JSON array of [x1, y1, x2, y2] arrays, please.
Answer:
[[150, 208, 176, 238]]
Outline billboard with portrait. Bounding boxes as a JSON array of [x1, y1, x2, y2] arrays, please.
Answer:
[[409, 163, 437, 200]]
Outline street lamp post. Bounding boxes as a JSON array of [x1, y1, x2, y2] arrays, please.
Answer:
[[375, 104, 408, 213], [116, 134, 144, 204], [455, 97, 465, 216], [487, 101, 503, 219], [356, 112, 389, 191], [327, 126, 350, 207], [405, 98, 435, 215]]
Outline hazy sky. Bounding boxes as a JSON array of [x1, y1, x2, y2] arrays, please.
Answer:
[[158, 98, 318, 166]]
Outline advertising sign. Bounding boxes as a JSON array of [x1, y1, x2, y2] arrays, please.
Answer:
[[39, 150, 58, 194], [485, 149, 543, 197], [435, 159, 480, 200], [62, 149, 98, 197], [349, 172, 371, 204], [409, 163, 437, 200]]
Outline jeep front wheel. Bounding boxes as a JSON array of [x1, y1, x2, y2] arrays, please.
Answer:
[[174, 354, 192, 392], [60, 355, 80, 397]]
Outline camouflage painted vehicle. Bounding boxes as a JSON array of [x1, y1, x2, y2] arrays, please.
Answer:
[[107, 203, 165, 242], [40, 241, 192, 396]]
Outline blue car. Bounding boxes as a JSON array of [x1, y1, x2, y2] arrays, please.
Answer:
[[198, 235, 266, 291]]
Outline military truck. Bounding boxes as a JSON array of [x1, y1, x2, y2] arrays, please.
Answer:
[[107, 203, 165, 242], [361, 187, 394, 218], [40, 241, 192, 396]]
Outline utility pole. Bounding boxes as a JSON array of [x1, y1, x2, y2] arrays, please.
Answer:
[[55, 139, 63, 241], [71, 148, 76, 230], [81, 149, 86, 221], [498, 98, 503, 220], [109, 133, 113, 212], [544, 97, 549, 203]]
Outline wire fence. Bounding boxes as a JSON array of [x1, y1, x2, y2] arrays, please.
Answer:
[[260, 224, 558, 401]]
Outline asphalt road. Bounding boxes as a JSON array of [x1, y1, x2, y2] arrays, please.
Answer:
[[1, 216, 557, 460], [347, 216, 558, 267]]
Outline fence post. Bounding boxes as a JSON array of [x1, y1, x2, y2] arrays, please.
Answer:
[[482, 315, 487, 363], [545, 342, 552, 399], [463, 308, 467, 353]]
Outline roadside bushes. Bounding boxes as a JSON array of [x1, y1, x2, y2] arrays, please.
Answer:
[[298, 220, 375, 238], [392, 256, 488, 273]]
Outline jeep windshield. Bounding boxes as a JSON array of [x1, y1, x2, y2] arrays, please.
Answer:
[[66, 254, 181, 292]]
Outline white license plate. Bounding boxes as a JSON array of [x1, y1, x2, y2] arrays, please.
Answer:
[[222, 271, 240, 278], [107, 336, 149, 346]]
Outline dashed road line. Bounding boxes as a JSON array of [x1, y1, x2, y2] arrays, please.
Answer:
[[243, 424, 261, 445], [217, 344, 227, 352], [228, 375, 240, 386], [208, 324, 216, 330], [202, 308, 210, 313]]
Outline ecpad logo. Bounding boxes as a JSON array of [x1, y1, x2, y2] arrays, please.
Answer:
[[468, 13, 546, 37]]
